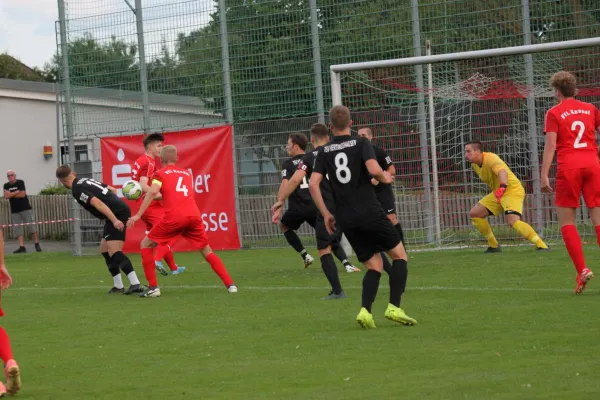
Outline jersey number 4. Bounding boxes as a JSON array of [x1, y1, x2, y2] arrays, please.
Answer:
[[572, 120, 588, 149], [335, 153, 351, 184], [176, 176, 189, 196]]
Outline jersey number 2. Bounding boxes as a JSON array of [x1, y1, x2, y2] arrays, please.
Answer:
[[572, 120, 588, 149], [176, 177, 189, 196], [335, 153, 351, 184]]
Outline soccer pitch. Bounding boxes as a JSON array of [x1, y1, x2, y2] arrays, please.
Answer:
[[5, 246, 600, 399]]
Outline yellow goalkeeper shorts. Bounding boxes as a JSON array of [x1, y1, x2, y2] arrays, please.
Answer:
[[478, 189, 525, 217]]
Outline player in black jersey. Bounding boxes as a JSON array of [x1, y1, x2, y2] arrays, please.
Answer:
[[310, 106, 417, 328], [56, 165, 142, 295], [276, 133, 317, 267], [272, 124, 360, 299]]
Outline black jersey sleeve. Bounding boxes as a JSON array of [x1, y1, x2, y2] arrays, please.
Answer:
[[298, 151, 314, 176], [71, 184, 96, 206], [313, 149, 327, 175], [374, 146, 393, 170], [281, 159, 294, 181], [361, 138, 377, 163]]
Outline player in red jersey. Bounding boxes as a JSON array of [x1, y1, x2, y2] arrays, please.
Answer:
[[541, 71, 600, 294], [131, 133, 186, 276], [127, 145, 238, 297], [0, 231, 21, 396]]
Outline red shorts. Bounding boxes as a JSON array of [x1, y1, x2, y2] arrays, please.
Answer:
[[148, 215, 208, 249], [141, 205, 165, 233], [555, 166, 600, 208]]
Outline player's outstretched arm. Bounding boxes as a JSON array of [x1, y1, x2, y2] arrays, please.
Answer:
[[273, 170, 306, 210], [90, 197, 124, 230], [366, 159, 392, 184], [541, 131, 557, 193], [309, 172, 335, 233], [128, 182, 160, 227]]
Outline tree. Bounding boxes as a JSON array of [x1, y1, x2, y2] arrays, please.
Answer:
[[0, 53, 45, 81]]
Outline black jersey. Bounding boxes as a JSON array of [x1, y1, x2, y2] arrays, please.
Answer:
[[281, 154, 314, 211], [71, 177, 129, 220], [372, 145, 394, 194], [313, 136, 380, 219], [297, 146, 335, 211]]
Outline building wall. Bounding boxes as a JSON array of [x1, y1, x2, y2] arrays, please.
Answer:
[[0, 81, 225, 194], [0, 96, 60, 194]]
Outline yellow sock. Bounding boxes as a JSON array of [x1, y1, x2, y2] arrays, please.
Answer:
[[513, 220, 548, 248], [472, 218, 498, 248]]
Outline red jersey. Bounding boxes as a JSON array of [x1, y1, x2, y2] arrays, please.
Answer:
[[152, 165, 200, 217], [544, 98, 600, 170], [131, 154, 162, 207]]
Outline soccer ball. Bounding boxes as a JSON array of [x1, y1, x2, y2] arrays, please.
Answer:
[[122, 180, 143, 200]]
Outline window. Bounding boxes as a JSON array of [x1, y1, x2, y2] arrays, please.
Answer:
[[61, 144, 89, 164]]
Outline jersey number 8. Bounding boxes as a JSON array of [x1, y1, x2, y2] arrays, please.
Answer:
[[335, 153, 351, 184]]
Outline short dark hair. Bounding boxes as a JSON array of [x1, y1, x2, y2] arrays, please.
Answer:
[[310, 123, 329, 140], [466, 140, 483, 152], [550, 71, 577, 98], [289, 132, 308, 150], [329, 105, 351, 130], [357, 127, 373, 137], [56, 165, 72, 179], [143, 133, 165, 149]]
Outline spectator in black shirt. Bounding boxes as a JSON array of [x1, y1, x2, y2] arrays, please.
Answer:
[[3, 171, 41, 253]]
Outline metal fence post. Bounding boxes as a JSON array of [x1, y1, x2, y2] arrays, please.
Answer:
[[309, 0, 325, 124], [411, 0, 434, 244], [133, 0, 151, 133], [219, 0, 243, 248], [57, 0, 82, 256], [521, 0, 544, 235]]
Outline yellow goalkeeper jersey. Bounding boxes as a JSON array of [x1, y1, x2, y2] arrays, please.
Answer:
[[472, 152, 523, 192]]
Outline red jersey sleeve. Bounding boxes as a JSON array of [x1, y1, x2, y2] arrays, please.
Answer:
[[544, 109, 559, 134], [132, 155, 156, 182], [595, 106, 600, 130]]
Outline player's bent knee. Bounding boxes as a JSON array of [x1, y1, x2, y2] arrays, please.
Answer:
[[387, 243, 407, 262], [200, 245, 213, 258], [140, 236, 156, 249], [279, 223, 289, 233], [387, 214, 398, 225], [318, 247, 331, 257]]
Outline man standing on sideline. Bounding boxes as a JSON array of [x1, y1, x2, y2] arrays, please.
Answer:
[[310, 105, 417, 328], [541, 71, 600, 294], [3, 170, 41, 253]]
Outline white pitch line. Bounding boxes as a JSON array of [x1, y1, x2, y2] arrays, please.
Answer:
[[5, 285, 574, 293]]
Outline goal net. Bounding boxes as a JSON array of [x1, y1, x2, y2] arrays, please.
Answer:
[[331, 38, 600, 249]]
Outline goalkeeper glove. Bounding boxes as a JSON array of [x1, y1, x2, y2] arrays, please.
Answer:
[[495, 184, 508, 204]]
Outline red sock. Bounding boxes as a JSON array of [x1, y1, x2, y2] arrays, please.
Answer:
[[561, 225, 586, 274], [141, 248, 158, 287], [0, 327, 13, 364], [595, 226, 600, 247], [155, 245, 178, 271], [205, 252, 233, 287]]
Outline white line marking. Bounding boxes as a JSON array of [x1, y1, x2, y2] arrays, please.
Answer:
[[6, 285, 573, 293]]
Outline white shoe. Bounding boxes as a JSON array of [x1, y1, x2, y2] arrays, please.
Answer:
[[303, 254, 314, 268], [139, 286, 161, 298], [227, 285, 238, 293], [345, 264, 361, 273]]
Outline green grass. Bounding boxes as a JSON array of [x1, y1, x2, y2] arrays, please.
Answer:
[[4, 246, 600, 399]]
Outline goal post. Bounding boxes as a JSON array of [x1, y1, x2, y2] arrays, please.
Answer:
[[330, 37, 600, 249]]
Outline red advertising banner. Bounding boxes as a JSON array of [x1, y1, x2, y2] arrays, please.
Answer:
[[100, 126, 240, 253]]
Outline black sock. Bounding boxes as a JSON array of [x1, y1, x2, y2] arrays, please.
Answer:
[[103, 252, 120, 277], [362, 269, 381, 313], [389, 259, 408, 307], [331, 244, 350, 266], [320, 253, 343, 294], [284, 230, 306, 255], [111, 251, 135, 275], [381, 252, 392, 275], [395, 223, 405, 248]]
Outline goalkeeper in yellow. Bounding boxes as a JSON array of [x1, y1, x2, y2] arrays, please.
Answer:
[[465, 140, 549, 252]]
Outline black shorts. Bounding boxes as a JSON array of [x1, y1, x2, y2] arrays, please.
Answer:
[[315, 214, 342, 250], [340, 209, 401, 262], [376, 186, 396, 214], [281, 208, 317, 231], [102, 208, 130, 242]]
